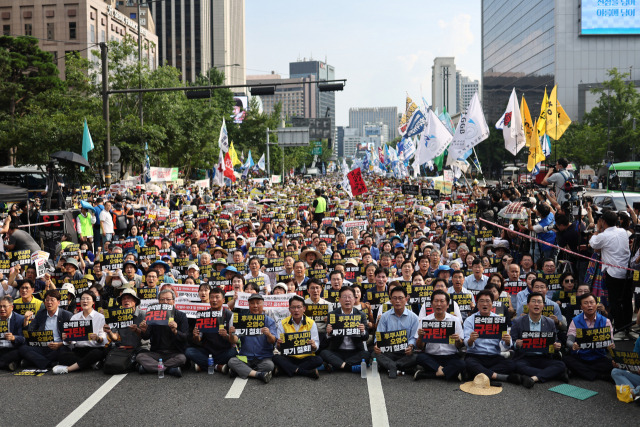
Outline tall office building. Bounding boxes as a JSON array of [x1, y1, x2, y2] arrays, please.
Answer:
[[432, 57, 458, 115], [289, 59, 336, 137], [458, 75, 479, 112], [150, 0, 245, 85], [348, 107, 399, 140], [482, 0, 640, 124], [245, 73, 316, 119], [342, 127, 361, 159]]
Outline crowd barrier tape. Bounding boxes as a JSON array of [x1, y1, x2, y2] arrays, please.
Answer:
[[17, 219, 65, 227], [478, 218, 638, 274]]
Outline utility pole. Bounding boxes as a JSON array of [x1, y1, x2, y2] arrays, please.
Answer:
[[266, 127, 271, 177], [137, 1, 144, 130], [101, 42, 111, 185]]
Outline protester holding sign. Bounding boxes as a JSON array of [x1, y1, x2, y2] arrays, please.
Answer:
[[510, 292, 566, 387], [273, 295, 323, 379], [414, 290, 465, 382], [53, 291, 107, 374], [14, 280, 43, 321], [611, 336, 640, 403], [565, 293, 614, 381], [19, 289, 72, 370], [0, 295, 25, 371]]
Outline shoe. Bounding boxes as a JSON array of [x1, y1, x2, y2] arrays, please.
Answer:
[[489, 381, 503, 387], [194, 364, 201, 372], [521, 376, 535, 389], [500, 351, 513, 359], [229, 369, 237, 379], [389, 369, 397, 379], [507, 373, 522, 385], [321, 362, 333, 373], [273, 366, 280, 377], [413, 370, 433, 381], [559, 370, 570, 383], [138, 365, 147, 375], [92, 361, 102, 370], [168, 367, 183, 378], [457, 373, 463, 382], [20, 359, 29, 369], [52, 365, 69, 375], [257, 370, 272, 384], [613, 331, 627, 341], [216, 364, 229, 375], [305, 369, 320, 380], [350, 364, 361, 373], [7, 362, 17, 372]]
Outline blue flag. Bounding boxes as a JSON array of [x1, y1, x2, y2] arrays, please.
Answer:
[[144, 142, 151, 183], [81, 118, 94, 172]]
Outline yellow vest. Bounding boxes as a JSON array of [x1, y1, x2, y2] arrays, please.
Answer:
[[281, 315, 316, 359], [314, 196, 326, 214]]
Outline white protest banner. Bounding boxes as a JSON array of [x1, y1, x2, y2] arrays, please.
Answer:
[[235, 292, 296, 309], [172, 284, 201, 302], [174, 302, 211, 319], [149, 167, 179, 182], [343, 220, 368, 238]]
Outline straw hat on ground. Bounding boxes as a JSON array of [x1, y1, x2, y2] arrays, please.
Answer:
[[460, 374, 503, 396]]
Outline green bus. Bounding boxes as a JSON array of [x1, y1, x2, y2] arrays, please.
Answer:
[[608, 162, 640, 193]]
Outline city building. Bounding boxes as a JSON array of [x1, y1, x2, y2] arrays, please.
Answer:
[[149, 0, 245, 85], [432, 57, 458, 115], [458, 74, 479, 112], [289, 59, 336, 138], [0, 0, 158, 78], [362, 122, 388, 151], [348, 106, 399, 140], [245, 73, 316, 119], [342, 127, 361, 159], [336, 126, 345, 158], [482, 0, 640, 124]]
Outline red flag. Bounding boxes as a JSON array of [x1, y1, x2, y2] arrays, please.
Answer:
[[224, 152, 236, 182], [347, 168, 367, 196], [378, 147, 384, 164]]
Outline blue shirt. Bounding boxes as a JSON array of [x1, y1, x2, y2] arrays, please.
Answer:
[[515, 288, 531, 313], [516, 297, 564, 326], [463, 274, 488, 292], [528, 316, 542, 332], [376, 307, 419, 347], [45, 309, 62, 342], [463, 312, 509, 355], [238, 314, 277, 359]]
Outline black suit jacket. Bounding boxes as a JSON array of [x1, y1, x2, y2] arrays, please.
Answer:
[[510, 314, 557, 359], [28, 307, 73, 338], [326, 307, 369, 352], [2, 312, 25, 346], [142, 309, 189, 353]]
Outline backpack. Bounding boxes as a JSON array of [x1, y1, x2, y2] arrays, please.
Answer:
[[103, 347, 136, 374], [111, 209, 127, 234], [559, 170, 579, 201]]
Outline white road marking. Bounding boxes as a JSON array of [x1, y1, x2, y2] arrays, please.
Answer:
[[366, 368, 390, 427], [225, 377, 248, 398], [56, 374, 127, 427]]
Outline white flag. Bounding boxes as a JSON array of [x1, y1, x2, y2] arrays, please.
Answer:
[[257, 153, 266, 171], [446, 92, 490, 166], [413, 109, 453, 170], [214, 150, 225, 186], [496, 88, 525, 156], [218, 118, 229, 153]]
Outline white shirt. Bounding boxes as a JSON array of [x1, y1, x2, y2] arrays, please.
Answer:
[[70, 310, 107, 348], [589, 226, 630, 279], [417, 312, 464, 356], [99, 210, 114, 234]]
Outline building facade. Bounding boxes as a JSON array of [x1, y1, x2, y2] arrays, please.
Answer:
[[432, 57, 458, 115], [458, 75, 479, 112], [482, 0, 640, 124], [348, 106, 398, 141], [342, 127, 361, 159], [289, 59, 336, 137], [0, 0, 158, 78], [245, 73, 317, 119], [149, 0, 245, 85]]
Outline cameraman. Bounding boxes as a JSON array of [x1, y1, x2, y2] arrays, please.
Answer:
[[589, 210, 631, 338], [542, 158, 573, 202], [526, 202, 557, 262]]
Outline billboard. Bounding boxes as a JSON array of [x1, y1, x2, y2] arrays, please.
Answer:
[[231, 95, 248, 123], [581, 0, 640, 35]]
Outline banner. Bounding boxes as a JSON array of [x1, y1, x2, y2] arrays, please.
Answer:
[[421, 320, 456, 344], [446, 92, 490, 167], [347, 168, 368, 196], [232, 313, 265, 336], [279, 331, 313, 356], [218, 118, 229, 153], [63, 320, 93, 341], [473, 315, 507, 339], [149, 167, 179, 182], [375, 329, 408, 353], [328, 313, 361, 336], [234, 292, 294, 309]]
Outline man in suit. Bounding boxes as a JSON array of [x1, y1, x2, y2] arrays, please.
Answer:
[[0, 295, 25, 371], [18, 289, 72, 369], [320, 286, 370, 373], [510, 292, 567, 387]]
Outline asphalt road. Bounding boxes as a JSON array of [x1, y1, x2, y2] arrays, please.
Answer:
[[3, 347, 638, 427]]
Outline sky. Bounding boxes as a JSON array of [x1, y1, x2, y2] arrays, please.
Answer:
[[245, 0, 482, 127]]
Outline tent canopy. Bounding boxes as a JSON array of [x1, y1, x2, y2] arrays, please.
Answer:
[[0, 183, 28, 203]]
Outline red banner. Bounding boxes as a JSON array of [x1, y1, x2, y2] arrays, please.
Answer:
[[224, 152, 236, 182], [347, 168, 368, 196]]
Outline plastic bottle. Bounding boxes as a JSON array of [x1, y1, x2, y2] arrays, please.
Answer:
[[208, 354, 214, 375], [158, 358, 164, 379], [360, 359, 367, 379], [371, 358, 378, 377]]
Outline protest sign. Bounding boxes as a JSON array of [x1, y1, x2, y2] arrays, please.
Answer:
[[63, 320, 92, 341], [520, 331, 555, 353], [473, 316, 507, 339], [24, 330, 54, 347], [194, 310, 224, 333], [421, 320, 456, 344], [232, 313, 265, 336], [105, 307, 136, 329], [280, 331, 313, 356], [328, 313, 361, 336], [305, 303, 329, 323], [375, 329, 408, 353], [144, 303, 174, 326], [576, 326, 613, 350]]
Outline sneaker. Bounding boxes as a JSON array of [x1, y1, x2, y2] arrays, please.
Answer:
[[168, 367, 183, 378], [92, 361, 102, 370], [413, 370, 431, 381], [457, 373, 463, 382], [194, 364, 201, 373], [52, 365, 69, 375], [613, 331, 627, 341], [500, 351, 512, 359], [521, 376, 535, 389], [507, 373, 522, 385], [321, 362, 333, 373], [257, 370, 272, 384], [20, 359, 29, 369], [216, 364, 229, 375], [559, 370, 570, 383], [273, 366, 280, 377], [7, 362, 17, 372], [308, 369, 320, 380]]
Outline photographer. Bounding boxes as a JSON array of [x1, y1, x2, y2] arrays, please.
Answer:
[[526, 202, 556, 262], [589, 210, 631, 339], [542, 158, 573, 202]]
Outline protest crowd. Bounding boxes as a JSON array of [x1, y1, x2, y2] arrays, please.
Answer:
[[1, 167, 639, 402]]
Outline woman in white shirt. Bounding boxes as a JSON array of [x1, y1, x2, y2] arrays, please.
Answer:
[[52, 291, 107, 374]]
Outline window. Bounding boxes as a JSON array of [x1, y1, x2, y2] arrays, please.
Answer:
[[69, 22, 76, 40], [90, 24, 95, 43], [2, 25, 10, 36], [24, 23, 32, 36], [47, 22, 54, 40]]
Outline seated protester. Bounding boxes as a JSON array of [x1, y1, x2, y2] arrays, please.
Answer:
[[353, 285, 375, 333], [372, 286, 419, 379], [186, 287, 237, 373], [14, 279, 44, 321], [565, 292, 615, 382], [463, 290, 523, 387], [504, 263, 525, 307], [19, 290, 73, 369], [515, 278, 566, 333], [319, 286, 370, 373], [419, 278, 462, 320], [59, 257, 85, 282], [510, 292, 567, 387], [463, 259, 488, 293], [611, 336, 640, 402], [227, 282, 260, 313], [52, 291, 108, 374], [328, 270, 347, 294], [515, 272, 539, 315], [374, 281, 403, 322], [273, 295, 323, 379], [304, 279, 333, 347], [228, 294, 277, 383], [102, 288, 146, 355], [0, 295, 25, 371], [142, 269, 161, 291], [433, 265, 452, 283], [225, 274, 247, 308], [483, 282, 512, 320], [136, 289, 189, 377], [264, 283, 291, 325], [551, 272, 577, 304], [244, 257, 272, 295], [118, 261, 143, 288], [447, 270, 476, 321], [414, 290, 465, 382], [561, 284, 609, 325], [60, 283, 78, 313], [292, 260, 310, 291]]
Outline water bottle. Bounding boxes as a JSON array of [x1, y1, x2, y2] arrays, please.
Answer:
[[208, 354, 214, 375], [360, 359, 367, 379], [158, 358, 164, 379], [371, 358, 378, 377]]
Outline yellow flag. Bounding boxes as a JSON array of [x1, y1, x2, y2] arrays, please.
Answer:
[[537, 88, 548, 134], [546, 85, 572, 140], [528, 119, 546, 172], [521, 95, 534, 147], [229, 142, 241, 166]]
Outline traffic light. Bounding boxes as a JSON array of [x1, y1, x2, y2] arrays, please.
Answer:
[[318, 83, 344, 92], [250, 86, 275, 96], [186, 90, 210, 99]]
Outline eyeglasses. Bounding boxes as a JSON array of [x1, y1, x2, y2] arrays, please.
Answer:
[[390, 296, 405, 301], [563, 279, 575, 283], [290, 305, 305, 310]]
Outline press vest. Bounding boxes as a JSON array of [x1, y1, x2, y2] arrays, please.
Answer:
[[281, 315, 316, 359], [314, 197, 326, 214], [78, 213, 94, 237]]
